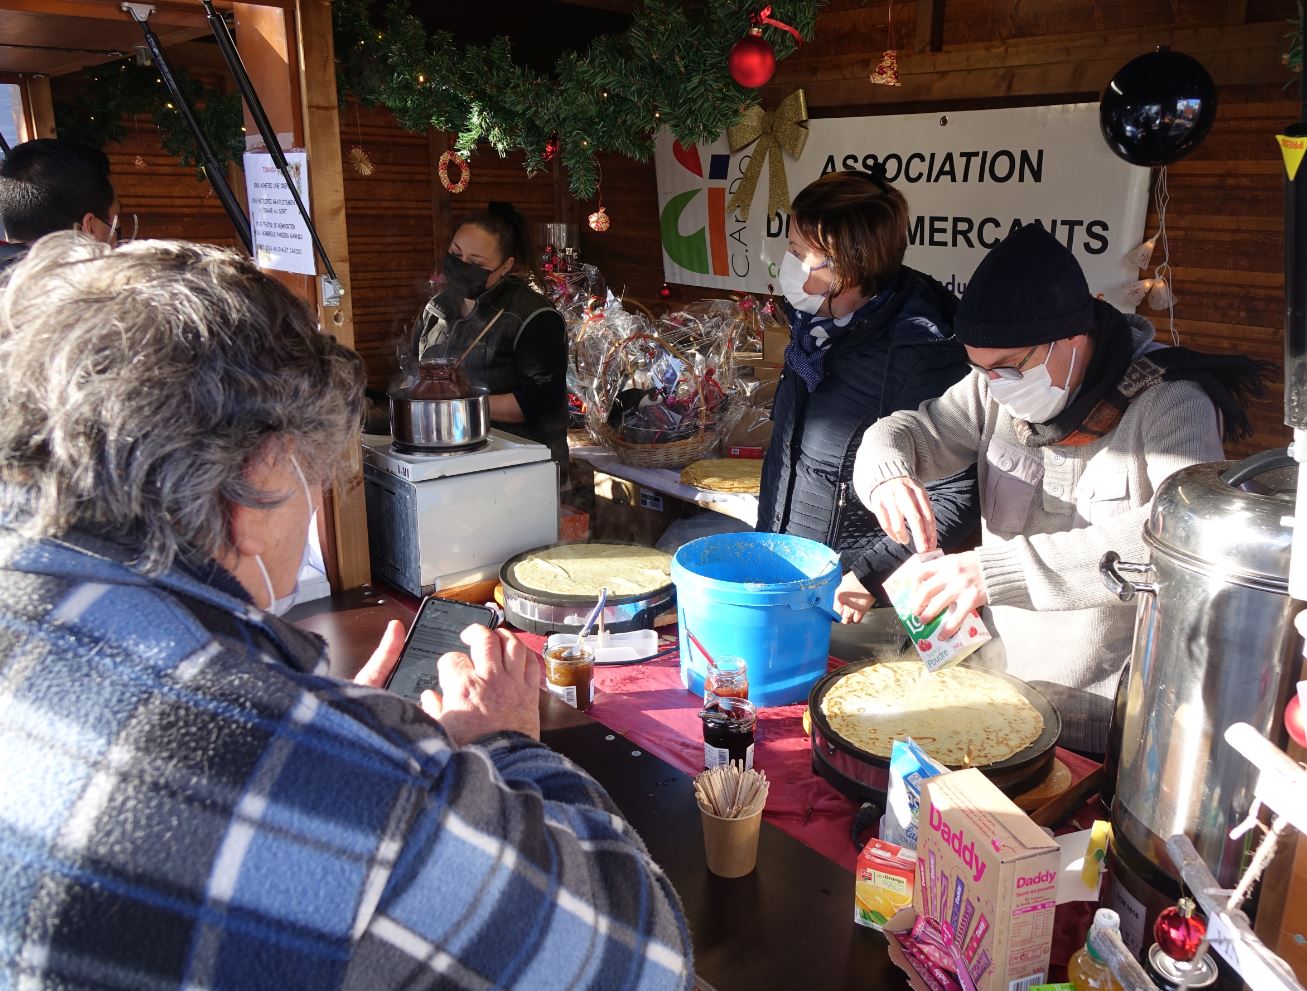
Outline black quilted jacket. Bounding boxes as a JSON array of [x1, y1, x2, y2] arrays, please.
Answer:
[[757, 267, 981, 598]]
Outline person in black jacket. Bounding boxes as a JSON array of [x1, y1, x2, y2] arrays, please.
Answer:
[[416, 202, 568, 467], [759, 169, 979, 622], [0, 139, 123, 275]]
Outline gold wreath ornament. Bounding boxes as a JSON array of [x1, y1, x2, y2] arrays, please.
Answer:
[[438, 150, 470, 194], [724, 89, 809, 222]]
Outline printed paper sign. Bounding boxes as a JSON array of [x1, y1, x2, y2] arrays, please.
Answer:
[[244, 150, 315, 276], [654, 104, 1150, 313]]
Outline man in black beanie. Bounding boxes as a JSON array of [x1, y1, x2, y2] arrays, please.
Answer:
[[851, 223, 1271, 754]]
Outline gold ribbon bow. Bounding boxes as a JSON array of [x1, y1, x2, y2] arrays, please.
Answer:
[[725, 89, 809, 222]]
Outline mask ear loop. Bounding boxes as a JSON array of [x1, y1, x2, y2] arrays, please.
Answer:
[[254, 553, 277, 611], [1060, 341, 1077, 392], [254, 455, 314, 612]]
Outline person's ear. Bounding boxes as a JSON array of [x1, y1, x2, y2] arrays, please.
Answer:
[[77, 212, 100, 237]]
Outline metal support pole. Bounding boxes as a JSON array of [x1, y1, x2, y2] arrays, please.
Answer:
[[200, 0, 339, 287], [122, 2, 252, 252]]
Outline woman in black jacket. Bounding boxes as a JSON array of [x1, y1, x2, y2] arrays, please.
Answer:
[[759, 170, 980, 622]]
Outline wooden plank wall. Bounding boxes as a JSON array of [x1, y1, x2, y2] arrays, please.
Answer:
[[50, 70, 243, 250], [49, 1, 1300, 457]]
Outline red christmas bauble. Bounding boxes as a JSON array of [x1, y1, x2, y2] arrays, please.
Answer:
[[729, 29, 776, 88], [1154, 899, 1206, 963], [659, 282, 673, 300], [1286, 692, 1306, 748], [543, 261, 556, 274]]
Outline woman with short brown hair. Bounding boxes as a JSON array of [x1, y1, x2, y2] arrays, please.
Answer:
[[758, 169, 980, 622]]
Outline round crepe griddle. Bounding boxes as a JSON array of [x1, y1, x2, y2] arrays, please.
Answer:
[[807, 660, 1061, 803], [500, 541, 676, 635]]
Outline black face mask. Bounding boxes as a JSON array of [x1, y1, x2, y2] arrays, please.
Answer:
[[443, 252, 495, 299]]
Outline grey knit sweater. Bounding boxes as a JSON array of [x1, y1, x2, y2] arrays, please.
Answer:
[[852, 317, 1225, 752]]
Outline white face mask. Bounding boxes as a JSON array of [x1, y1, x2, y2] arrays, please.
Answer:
[[987, 341, 1078, 424], [255, 455, 314, 617], [779, 251, 830, 314]]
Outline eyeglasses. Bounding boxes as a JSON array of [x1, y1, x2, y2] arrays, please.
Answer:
[[967, 343, 1046, 381]]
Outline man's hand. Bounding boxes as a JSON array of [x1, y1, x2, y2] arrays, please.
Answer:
[[906, 551, 987, 639], [420, 625, 541, 745], [835, 570, 875, 624], [353, 619, 407, 688], [866, 476, 938, 553]]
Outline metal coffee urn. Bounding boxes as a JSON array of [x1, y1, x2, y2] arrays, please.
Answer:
[[1099, 450, 1303, 957]]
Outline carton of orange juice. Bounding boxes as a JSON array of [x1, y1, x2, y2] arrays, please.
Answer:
[[855, 837, 917, 931], [883, 551, 991, 672]]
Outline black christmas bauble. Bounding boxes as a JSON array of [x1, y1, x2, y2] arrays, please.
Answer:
[[1099, 48, 1217, 167]]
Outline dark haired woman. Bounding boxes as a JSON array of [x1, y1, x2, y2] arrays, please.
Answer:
[[758, 170, 979, 622], [419, 201, 568, 466]]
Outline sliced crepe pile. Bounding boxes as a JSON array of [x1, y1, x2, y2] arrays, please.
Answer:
[[680, 458, 764, 495], [819, 661, 1044, 766]]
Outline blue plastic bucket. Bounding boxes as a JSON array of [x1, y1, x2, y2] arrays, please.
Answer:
[[671, 532, 842, 707]]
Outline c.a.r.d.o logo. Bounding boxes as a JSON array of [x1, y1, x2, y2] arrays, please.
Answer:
[[660, 140, 731, 276]]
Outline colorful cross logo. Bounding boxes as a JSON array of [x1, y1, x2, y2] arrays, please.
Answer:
[[660, 140, 732, 276]]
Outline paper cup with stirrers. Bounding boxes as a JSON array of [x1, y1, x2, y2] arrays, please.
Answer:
[[694, 761, 769, 878]]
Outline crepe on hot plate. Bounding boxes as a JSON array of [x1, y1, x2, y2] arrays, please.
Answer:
[[512, 543, 672, 598], [819, 661, 1044, 766]]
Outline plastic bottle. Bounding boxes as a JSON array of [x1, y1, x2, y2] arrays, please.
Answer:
[[1068, 909, 1126, 991]]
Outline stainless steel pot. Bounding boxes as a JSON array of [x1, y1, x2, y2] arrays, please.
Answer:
[[389, 391, 490, 451], [1099, 450, 1302, 889]]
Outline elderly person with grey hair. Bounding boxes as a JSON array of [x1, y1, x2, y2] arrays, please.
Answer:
[[0, 233, 692, 991]]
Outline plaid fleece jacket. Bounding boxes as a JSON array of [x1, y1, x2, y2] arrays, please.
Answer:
[[0, 525, 692, 990]]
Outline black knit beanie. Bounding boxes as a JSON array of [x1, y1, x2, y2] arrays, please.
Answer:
[[954, 223, 1096, 348]]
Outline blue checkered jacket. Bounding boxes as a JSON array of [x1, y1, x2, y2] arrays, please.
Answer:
[[0, 524, 693, 990]]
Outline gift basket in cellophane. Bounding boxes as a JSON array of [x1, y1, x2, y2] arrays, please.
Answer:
[[541, 260, 608, 429], [584, 298, 752, 469]]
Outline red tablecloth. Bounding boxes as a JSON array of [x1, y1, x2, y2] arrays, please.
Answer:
[[519, 627, 1101, 874]]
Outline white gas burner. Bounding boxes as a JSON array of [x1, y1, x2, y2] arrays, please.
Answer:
[[362, 429, 552, 482]]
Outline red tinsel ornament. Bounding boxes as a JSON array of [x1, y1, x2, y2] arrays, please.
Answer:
[[869, 49, 901, 86], [869, 2, 902, 87], [544, 133, 559, 161], [659, 282, 672, 300], [1154, 898, 1206, 963]]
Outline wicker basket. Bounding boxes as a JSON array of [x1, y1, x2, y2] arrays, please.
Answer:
[[589, 330, 724, 469]]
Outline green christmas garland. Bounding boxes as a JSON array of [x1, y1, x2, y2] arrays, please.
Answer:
[[55, 59, 244, 172], [333, 0, 826, 199]]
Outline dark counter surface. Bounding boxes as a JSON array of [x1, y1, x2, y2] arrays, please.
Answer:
[[290, 587, 909, 991]]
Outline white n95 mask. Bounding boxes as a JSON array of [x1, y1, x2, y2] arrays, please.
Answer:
[[778, 252, 830, 315], [987, 340, 1078, 424]]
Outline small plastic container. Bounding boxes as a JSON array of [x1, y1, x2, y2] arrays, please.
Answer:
[[700, 697, 757, 770], [544, 642, 595, 712], [704, 656, 749, 702]]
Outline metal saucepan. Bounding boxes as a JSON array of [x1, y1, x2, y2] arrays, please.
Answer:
[[389, 390, 490, 451]]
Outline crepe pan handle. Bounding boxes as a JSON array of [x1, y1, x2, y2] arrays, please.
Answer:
[[1099, 550, 1156, 603]]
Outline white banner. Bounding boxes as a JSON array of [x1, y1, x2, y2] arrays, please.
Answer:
[[244, 150, 315, 277], [654, 104, 1150, 313]]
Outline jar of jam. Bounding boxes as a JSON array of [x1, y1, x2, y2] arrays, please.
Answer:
[[544, 643, 595, 712], [704, 656, 749, 702], [699, 697, 757, 770]]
